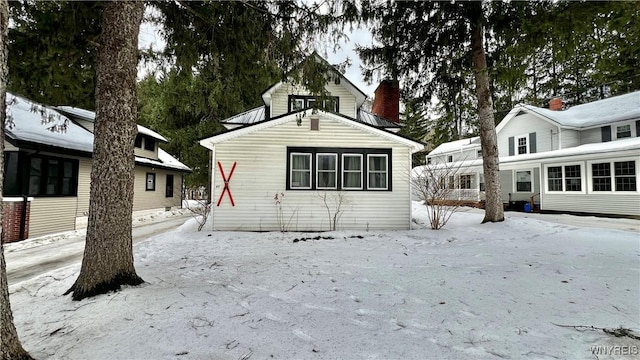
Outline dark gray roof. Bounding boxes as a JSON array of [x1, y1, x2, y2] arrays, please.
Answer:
[[221, 106, 400, 129]]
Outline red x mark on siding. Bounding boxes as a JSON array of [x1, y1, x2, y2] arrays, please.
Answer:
[[216, 161, 236, 207]]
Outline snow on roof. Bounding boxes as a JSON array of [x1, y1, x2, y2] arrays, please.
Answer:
[[136, 148, 191, 172], [7, 94, 189, 172], [416, 138, 640, 175], [6, 94, 94, 153], [55, 105, 168, 142], [500, 136, 640, 163], [520, 91, 640, 128], [428, 136, 480, 155]]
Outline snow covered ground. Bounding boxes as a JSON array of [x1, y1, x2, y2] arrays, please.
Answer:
[[8, 202, 640, 359]]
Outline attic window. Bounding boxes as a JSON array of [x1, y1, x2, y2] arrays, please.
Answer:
[[144, 137, 156, 151], [134, 135, 143, 148], [288, 95, 339, 113], [310, 117, 319, 130]]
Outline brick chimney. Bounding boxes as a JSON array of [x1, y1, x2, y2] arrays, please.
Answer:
[[372, 79, 400, 123], [549, 97, 563, 111]]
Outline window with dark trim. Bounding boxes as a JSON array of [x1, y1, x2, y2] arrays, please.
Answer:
[[368, 154, 388, 190], [146, 172, 156, 191], [166, 174, 174, 197], [288, 95, 339, 113], [3, 152, 78, 197], [144, 137, 156, 151], [286, 147, 392, 191], [134, 134, 143, 148]]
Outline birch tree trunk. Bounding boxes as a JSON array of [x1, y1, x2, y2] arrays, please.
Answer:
[[470, 5, 504, 223], [65, 1, 144, 300], [0, 0, 33, 357]]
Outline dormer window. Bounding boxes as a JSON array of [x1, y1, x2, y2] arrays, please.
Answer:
[[144, 137, 156, 151], [288, 95, 339, 113], [134, 134, 143, 148]]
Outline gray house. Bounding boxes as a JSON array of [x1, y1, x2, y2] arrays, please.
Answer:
[[421, 91, 640, 217]]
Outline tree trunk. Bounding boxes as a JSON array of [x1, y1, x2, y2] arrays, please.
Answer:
[[470, 6, 504, 223], [65, 1, 144, 300], [0, 0, 33, 357]]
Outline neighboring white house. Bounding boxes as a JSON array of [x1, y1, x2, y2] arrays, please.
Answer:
[[3, 93, 191, 240], [420, 91, 640, 217], [199, 55, 424, 231]]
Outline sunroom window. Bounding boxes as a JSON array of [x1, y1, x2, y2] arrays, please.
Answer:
[[342, 154, 362, 189], [290, 153, 312, 189], [368, 154, 388, 190], [317, 154, 337, 189]]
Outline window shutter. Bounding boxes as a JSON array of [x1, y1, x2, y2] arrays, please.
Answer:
[[601, 125, 611, 142], [529, 132, 537, 153], [508, 136, 515, 156], [636, 120, 640, 137]]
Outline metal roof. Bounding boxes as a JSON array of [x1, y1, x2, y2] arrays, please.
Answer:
[[221, 106, 401, 130]]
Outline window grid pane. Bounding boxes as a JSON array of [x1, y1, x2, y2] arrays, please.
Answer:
[[517, 137, 527, 154], [564, 165, 581, 191], [614, 161, 636, 191], [592, 163, 611, 191], [616, 124, 631, 139], [548, 166, 563, 191]]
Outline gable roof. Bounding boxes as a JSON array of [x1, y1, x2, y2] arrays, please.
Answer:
[[220, 105, 401, 131], [496, 91, 640, 133], [6, 94, 190, 173], [261, 53, 368, 109], [55, 106, 169, 143], [201, 109, 424, 153], [6, 94, 94, 154]]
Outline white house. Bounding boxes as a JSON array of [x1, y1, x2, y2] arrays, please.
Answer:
[[421, 91, 640, 218], [3, 94, 191, 240], [199, 55, 424, 231]]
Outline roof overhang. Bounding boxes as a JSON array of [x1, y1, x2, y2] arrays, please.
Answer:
[[200, 110, 424, 153]]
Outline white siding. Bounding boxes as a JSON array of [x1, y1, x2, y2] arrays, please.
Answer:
[[498, 113, 558, 156], [540, 155, 640, 217], [134, 144, 159, 161], [211, 114, 413, 231], [270, 82, 357, 119], [559, 129, 580, 149], [580, 128, 602, 145]]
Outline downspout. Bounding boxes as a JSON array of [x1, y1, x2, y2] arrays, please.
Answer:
[[209, 145, 216, 231], [558, 125, 563, 150]]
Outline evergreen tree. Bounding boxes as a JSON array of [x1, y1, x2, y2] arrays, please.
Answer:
[[8, 0, 101, 109], [1, 0, 33, 357], [65, 1, 144, 301]]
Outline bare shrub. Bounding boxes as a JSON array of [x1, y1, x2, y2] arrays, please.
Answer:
[[274, 192, 298, 232], [412, 161, 473, 230], [318, 191, 348, 231], [184, 199, 211, 231]]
